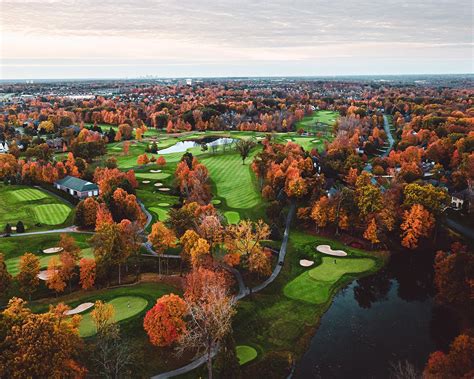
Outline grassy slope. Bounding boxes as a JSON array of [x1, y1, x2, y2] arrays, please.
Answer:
[[0, 184, 74, 232]]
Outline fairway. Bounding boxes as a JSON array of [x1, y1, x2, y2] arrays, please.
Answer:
[[0, 184, 73, 231], [236, 345, 258, 365], [149, 206, 169, 221], [201, 153, 260, 209], [225, 211, 240, 224], [79, 296, 148, 337], [11, 188, 48, 201], [284, 257, 375, 304], [33, 204, 71, 225]]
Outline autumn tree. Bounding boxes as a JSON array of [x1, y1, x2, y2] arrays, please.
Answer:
[[363, 218, 380, 247], [190, 238, 211, 268], [424, 334, 474, 379], [0, 253, 12, 296], [143, 294, 188, 347], [0, 298, 85, 378], [180, 229, 200, 263], [46, 256, 66, 295], [148, 221, 176, 274], [197, 215, 223, 255], [75, 197, 99, 229], [79, 258, 96, 290], [178, 268, 236, 379], [17, 253, 40, 300], [400, 204, 434, 249]]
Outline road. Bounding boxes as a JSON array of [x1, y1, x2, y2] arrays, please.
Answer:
[[381, 114, 395, 157]]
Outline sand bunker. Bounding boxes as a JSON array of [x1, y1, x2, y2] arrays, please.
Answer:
[[43, 247, 63, 254], [316, 245, 348, 257], [150, 169, 162, 173], [311, 139, 320, 143], [159, 188, 170, 191], [299, 259, 314, 267], [142, 180, 151, 184], [37, 269, 58, 281], [154, 182, 163, 187], [65, 302, 94, 315]]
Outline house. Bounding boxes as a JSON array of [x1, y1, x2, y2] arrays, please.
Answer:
[[54, 176, 99, 199], [450, 189, 473, 213], [0, 142, 8, 153]]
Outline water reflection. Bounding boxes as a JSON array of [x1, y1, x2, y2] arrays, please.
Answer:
[[158, 137, 235, 154]]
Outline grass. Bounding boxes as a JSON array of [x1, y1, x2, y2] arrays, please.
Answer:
[[237, 345, 258, 365], [284, 257, 375, 304], [135, 172, 171, 180], [0, 233, 92, 275], [0, 184, 74, 232], [224, 211, 240, 224], [149, 207, 170, 222], [32, 204, 72, 225], [233, 230, 386, 376], [79, 295, 148, 337]]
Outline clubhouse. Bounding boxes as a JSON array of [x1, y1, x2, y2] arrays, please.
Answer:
[[54, 176, 99, 199]]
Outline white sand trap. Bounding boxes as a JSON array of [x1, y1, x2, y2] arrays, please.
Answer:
[[64, 302, 94, 315], [311, 139, 320, 143], [37, 269, 58, 281], [316, 245, 348, 257], [11, 226, 17, 231], [255, 136, 264, 140], [299, 259, 314, 267], [154, 182, 163, 187], [43, 247, 63, 254], [142, 180, 151, 184], [158, 188, 170, 191], [286, 138, 293, 141], [150, 169, 162, 173]]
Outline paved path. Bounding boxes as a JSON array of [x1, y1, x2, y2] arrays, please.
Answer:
[[381, 115, 395, 157], [8, 226, 92, 237], [446, 217, 474, 241], [151, 202, 296, 378]]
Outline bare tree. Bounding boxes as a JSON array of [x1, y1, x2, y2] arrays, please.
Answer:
[[389, 360, 420, 379], [235, 139, 256, 164], [176, 272, 235, 379]]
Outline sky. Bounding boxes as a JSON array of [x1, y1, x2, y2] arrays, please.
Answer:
[[0, 0, 472, 79]]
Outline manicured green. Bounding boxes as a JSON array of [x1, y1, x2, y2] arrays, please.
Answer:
[[236, 345, 258, 365], [32, 204, 72, 225], [157, 202, 170, 207], [11, 188, 48, 201], [149, 207, 169, 221], [0, 184, 74, 231], [79, 295, 148, 337], [211, 199, 221, 205], [224, 211, 240, 224], [308, 257, 374, 282], [135, 172, 171, 180]]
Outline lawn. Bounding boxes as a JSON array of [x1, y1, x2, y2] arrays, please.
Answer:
[[0, 233, 92, 275], [79, 295, 149, 337], [284, 257, 375, 304], [135, 172, 171, 180], [0, 184, 74, 232], [237, 345, 258, 365], [233, 230, 385, 376], [224, 211, 240, 224]]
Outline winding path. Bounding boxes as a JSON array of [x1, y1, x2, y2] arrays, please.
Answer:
[[151, 202, 296, 379]]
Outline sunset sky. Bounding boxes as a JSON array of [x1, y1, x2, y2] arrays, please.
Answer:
[[1, 0, 472, 79]]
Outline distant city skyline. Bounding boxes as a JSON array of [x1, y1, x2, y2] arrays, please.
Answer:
[[1, 0, 472, 79]]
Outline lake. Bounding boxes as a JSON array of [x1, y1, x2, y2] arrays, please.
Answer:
[[294, 251, 460, 378], [158, 137, 235, 154]]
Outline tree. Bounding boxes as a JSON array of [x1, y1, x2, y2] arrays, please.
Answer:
[[4, 223, 12, 235], [17, 253, 40, 300], [178, 268, 235, 379], [214, 332, 241, 379], [46, 256, 66, 295], [148, 221, 176, 274], [190, 238, 211, 268], [76, 197, 99, 229], [424, 334, 474, 379], [143, 294, 188, 347], [235, 139, 256, 164], [0, 253, 12, 296], [363, 218, 380, 246], [79, 258, 96, 290], [400, 204, 434, 249], [403, 183, 449, 214], [91, 300, 115, 333], [156, 156, 166, 166], [180, 229, 200, 263], [59, 233, 81, 261], [15, 221, 25, 233], [197, 215, 223, 255], [137, 153, 149, 165], [0, 298, 85, 378]]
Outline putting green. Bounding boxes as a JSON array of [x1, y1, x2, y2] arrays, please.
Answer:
[[11, 188, 48, 201], [150, 207, 169, 221], [157, 202, 170, 207], [79, 296, 148, 337], [284, 257, 375, 304], [211, 199, 221, 205], [135, 172, 170, 180], [236, 345, 258, 365], [224, 211, 240, 224], [33, 204, 71, 225]]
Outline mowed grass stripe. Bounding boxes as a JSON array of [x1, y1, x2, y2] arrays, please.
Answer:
[[202, 153, 260, 209], [33, 204, 71, 225], [11, 188, 48, 202]]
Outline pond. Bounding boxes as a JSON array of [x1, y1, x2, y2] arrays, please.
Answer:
[[294, 250, 460, 378], [158, 137, 235, 154]]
